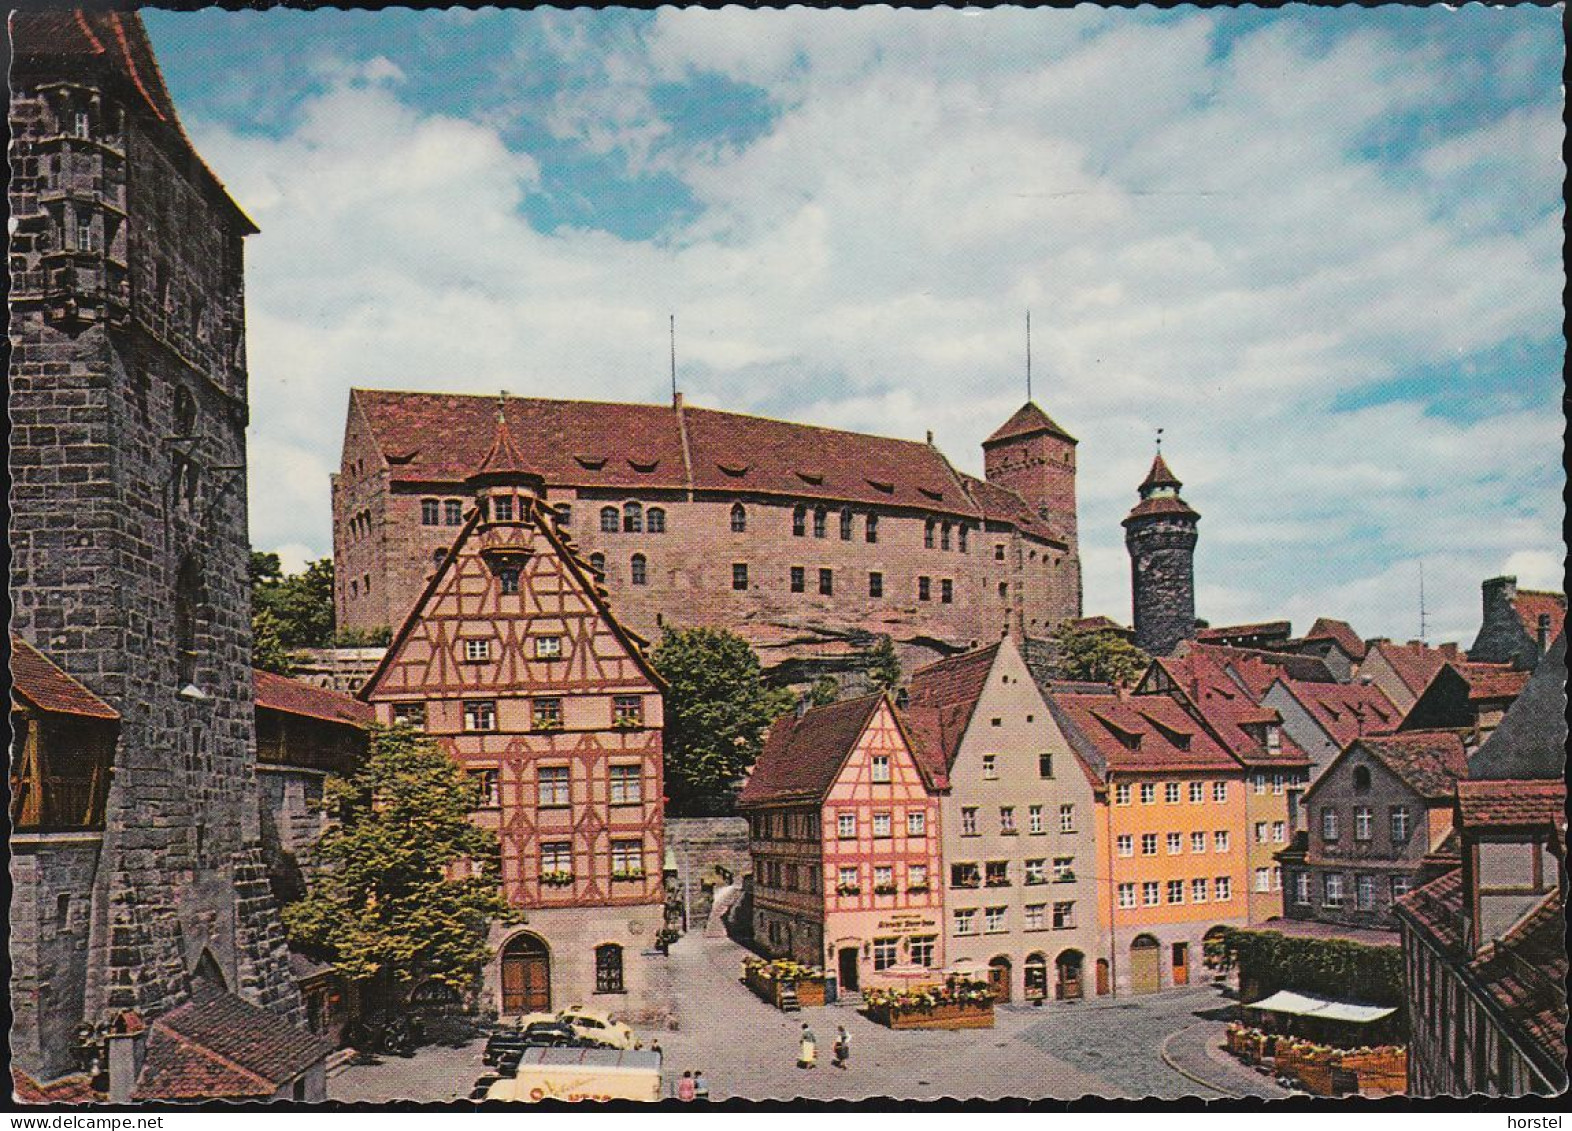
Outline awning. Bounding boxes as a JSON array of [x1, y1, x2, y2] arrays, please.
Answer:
[[1246, 989, 1396, 1024]]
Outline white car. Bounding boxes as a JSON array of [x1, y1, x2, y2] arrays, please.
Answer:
[[555, 1006, 637, 1051]]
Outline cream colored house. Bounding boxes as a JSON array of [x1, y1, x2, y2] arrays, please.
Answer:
[[905, 638, 1103, 1004]]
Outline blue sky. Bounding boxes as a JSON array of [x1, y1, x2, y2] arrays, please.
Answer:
[[143, 7, 1565, 643]]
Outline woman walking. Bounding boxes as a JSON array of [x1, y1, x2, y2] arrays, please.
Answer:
[[832, 1026, 850, 1070], [797, 1024, 818, 1069]]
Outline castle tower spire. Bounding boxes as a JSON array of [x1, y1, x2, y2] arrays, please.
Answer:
[[1123, 435, 1200, 657]]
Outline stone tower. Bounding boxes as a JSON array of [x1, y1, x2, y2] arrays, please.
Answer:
[[1123, 449, 1200, 657], [9, 11, 301, 1079], [982, 401, 1080, 543]]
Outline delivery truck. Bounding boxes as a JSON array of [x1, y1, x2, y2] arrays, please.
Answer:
[[483, 1047, 663, 1103]]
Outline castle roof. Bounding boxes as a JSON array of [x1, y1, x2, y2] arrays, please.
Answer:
[[1139, 451, 1183, 492], [10, 635, 119, 720], [1122, 494, 1199, 525], [132, 992, 329, 1101], [1467, 633, 1566, 782], [983, 401, 1077, 447], [350, 389, 1067, 547], [253, 669, 374, 729]]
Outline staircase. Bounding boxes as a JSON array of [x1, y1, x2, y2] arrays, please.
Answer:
[[777, 983, 800, 1013]]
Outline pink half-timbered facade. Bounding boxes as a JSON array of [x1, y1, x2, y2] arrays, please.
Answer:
[[361, 411, 669, 1023], [740, 694, 948, 995]]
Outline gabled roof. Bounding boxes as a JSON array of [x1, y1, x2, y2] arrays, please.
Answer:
[[1271, 678, 1399, 748], [1044, 686, 1238, 776], [133, 992, 329, 1101], [469, 402, 535, 482], [905, 643, 1001, 770], [1469, 633, 1566, 781], [1143, 653, 1309, 768], [1173, 640, 1336, 695], [1139, 451, 1183, 492], [739, 695, 885, 806], [1456, 779, 1567, 833], [1344, 731, 1470, 803], [1303, 617, 1367, 660], [956, 472, 1068, 547], [1511, 589, 1566, 643], [1364, 639, 1456, 697], [10, 635, 119, 720], [1466, 891, 1567, 1073], [254, 669, 374, 729], [1195, 621, 1293, 644], [983, 401, 1077, 446]]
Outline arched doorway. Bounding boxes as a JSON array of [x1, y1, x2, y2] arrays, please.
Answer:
[[1129, 935, 1161, 995], [1024, 953, 1048, 1002], [500, 933, 551, 1016], [1055, 950, 1085, 1001], [988, 955, 1012, 1004], [1095, 958, 1110, 996]]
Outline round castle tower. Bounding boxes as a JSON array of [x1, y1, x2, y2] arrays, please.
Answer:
[[1123, 448, 1200, 657]]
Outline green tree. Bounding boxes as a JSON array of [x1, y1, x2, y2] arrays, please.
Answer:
[[252, 608, 297, 675], [808, 675, 841, 707], [1048, 622, 1152, 687], [650, 627, 794, 816], [251, 553, 337, 650], [865, 636, 902, 692], [283, 726, 517, 998]]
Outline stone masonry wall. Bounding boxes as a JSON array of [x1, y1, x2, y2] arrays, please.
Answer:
[[664, 817, 752, 929], [1127, 517, 1198, 658]]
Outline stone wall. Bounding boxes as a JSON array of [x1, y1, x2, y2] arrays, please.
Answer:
[[664, 817, 751, 929], [1127, 516, 1198, 657]]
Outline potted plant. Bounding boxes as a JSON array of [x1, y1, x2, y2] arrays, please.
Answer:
[[540, 870, 574, 887]]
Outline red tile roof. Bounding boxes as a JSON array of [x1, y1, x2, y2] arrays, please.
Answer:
[[1394, 866, 1464, 951], [470, 400, 535, 482], [1145, 654, 1309, 768], [1122, 494, 1200, 524], [1046, 687, 1239, 775], [1196, 620, 1293, 643], [739, 694, 886, 806], [11, 636, 119, 720], [11, 1067, 98, 1105], [254, 669, 374, 728], [133, 992, 329, 1102], [905, 644, 1000, 770], [1303, 617, 1367, 660], [1357, 731, 1470, 801], [1456, 779, 1567, 832], [1453, 663, 1531, 703], [1069, 615, 1133, 637], [1468, 891, 1567, 1069], [957, 472, 1068, 546], [1366, 640, 1454, 697], [983, 401, 1076, 446], [1175, 641, 1336, 695], [1512, 590, 1566, 643], [1275, 678, 1399, 747], [1138, 451, 1183, 492]]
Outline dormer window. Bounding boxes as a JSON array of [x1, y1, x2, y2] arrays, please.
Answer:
[[492, 496, 514, 522], [1353, 765, 1372, 792]]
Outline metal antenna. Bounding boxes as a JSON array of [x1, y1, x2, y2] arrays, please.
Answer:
[[1419, 560, 1429, 643], [1025, 310, 1032, 403], [669, 314, 678, 404]]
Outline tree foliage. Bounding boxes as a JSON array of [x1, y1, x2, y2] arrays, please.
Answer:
[[251, 551, 337, 651], [865, 636, 902, 692], [1049, 622, 1151, 687], [1204, 927, 1406, 1017], [808, 675, 841, 708], [252, 608, 297, 675], [282, 726, 517, 994], [650, 627, 795, 816]]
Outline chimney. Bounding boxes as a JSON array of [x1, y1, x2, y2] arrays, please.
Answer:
[[1536, 613, 1552, 653], [106, 1013, 148, 1103], [925, 429, 934, 446], [673, 391, 684, 410], [1439, 642, 1460, 659]]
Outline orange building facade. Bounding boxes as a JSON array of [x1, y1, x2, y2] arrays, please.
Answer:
[[740, 695, 948, 995]]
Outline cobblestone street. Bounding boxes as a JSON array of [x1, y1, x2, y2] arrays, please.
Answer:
[[327, 932, 1290, 1103]]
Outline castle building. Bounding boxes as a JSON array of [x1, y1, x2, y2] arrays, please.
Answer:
[[1123, 450, 1200, 658], [9, 9, 314, 1092], [334, 391, 1083, 674], [359, 411, 670, 1023], [1467, 575, 1566, 671]]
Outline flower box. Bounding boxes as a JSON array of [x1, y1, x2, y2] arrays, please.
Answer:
[[741, 958, 826, 1010], [539, 870, 574, 887], [866, 1000, 994, 1030], [872, 884, 897, 896], [836, 883, 862, 896], [906, 884, 930, 895], [610, 870, 645, 882], [862, 979, 996, 1030]]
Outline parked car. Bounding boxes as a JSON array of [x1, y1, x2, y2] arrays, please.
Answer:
[[483, 1030, 533, 1067], [555, 1006, 637, 1051], [469, 1074, 500, 1101], [521, 1021, 586, 1048]]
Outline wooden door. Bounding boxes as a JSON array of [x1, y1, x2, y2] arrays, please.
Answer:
[[1095, 959, 1110, 996], [1171, 942, 1190, 986], [838, 947, 860, 993], [501, 935, 551, 1015], [988, 957, 1012, 1004], [1130, 936, 1161, 995]]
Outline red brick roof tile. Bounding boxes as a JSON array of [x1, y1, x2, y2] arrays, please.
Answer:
[[1456, 779, 1567, 832], [1146, 654, 1310, 768], [1394, 866, 1464, 950], [11, 1067, 98, 1105], [739, 694, 885, 806], [1454, 663, 1531, 703], [983, 401, 1076, 446], [905, 643, 1001, 770], [1303, 617, 1367, 660], [1512, 590, 1566, 644], [1122, 494, 1200, 524], [1175, 641, 1336, 696], [1367, 640, 1454, 697], [1357, 731, 1470, 801], [254, 669, 374, 728], [1046, 687, 1239, 775], [1467, 891, 1567, 1068], [10, 636, 119, 720], [1196, 620, 1293, 643], [1275, 678, 1399, 747], [133, 992, 328, 1102], [1138, 451, 1183, 492]]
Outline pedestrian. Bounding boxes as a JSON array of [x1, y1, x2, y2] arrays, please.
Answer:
[[832, 1026, 849, 1070], [693, 1070, 710, 1102], [677, 1070, 696, 1102], [797, 1023, 817, 1069]]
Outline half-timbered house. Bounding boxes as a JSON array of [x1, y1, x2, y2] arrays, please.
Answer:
[[740, 693, 948, 996], [360, 406, 669, 1024]]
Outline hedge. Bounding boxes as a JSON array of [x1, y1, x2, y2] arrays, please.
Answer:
[[1203, 927, 1405, 1008]]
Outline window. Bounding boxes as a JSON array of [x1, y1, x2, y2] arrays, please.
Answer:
[[1192, 877, 1209, 902], [1354, 807, 1373, 841], [646, 507, 666, 534], [533, 697, 564, 730], [1294, 873, 1312, 905], [994, 543, 1007, 562], [730, 503, 747, 533], [1140, 783, 1156, 804], [872, 812, 892, 838], [1052, 902, 1076, 929], [589, 552, 605, 575], [951, 862, 981, 889], [873, 865, 894, 893], [940, 579, 953, 604], [1254, 822, 1268, 844], [540, 841, 572, 875], [392, 702, 426, 729], [838, 865, 859, 891], [613, 695, 643, 727], [537, 765, 570, 807], [869, 572, 883, 598], [444, 499, 464, 526], [1272, 771, 1284, 793], [1118, 883, 1136, 909], [1142, 882, 1160, 907], [1025, 904, 1046, 930], [958, 526, 968, 553], [982, 754, 998, 779], [1167, 832, 1183, 855], [792, 505, 806, 536], [985, 861, 1009, 887], [471, 769, 500, 808], [464, 638, 492, 662], [1191, 831, 1207, 853], [909, 936, 936, 967], [630, 554, 648, 585], [1024, 859, 1046, 885], [1166, 879, 1185, 904], [596, 943, 625, 994], [1353, 765, 1372, 792], [1059, 804, 1076, 833], [1213, 781, 1228, 802], [1356, 874, 1377, 910], [1165, 782, 1181, 804], [1390, 876, 1412, 901], [1323, 873, 1345, 908], [954, 909, 976, 935], [623, 502, 643, 533], [1032, 752, 1054, 779], [1189, 781, 1204, 803], [924, 520, 936, 549], [961, 807, 978, 836], [499, 568, 520, 595], [812, 508, 827, 538], [492, 496, 514, 522], [1115, 783, 1131, 806], [907, 810, 926, 836], [1116, 834, 1134, 857], [870, 754, 891, 783], [1273, 866, 1282, 891], [1254, 867, 1271, 892], [838, 813, 856, 839], [1215, 875, 1232, 901], [838, 508, 853, 541], [1214, 830, 1230, 852], [1052, 856, 1074, 883], [1321, 809, 1340, 842], [999, 807, 1016, 834], [1390, 806, 1412, 844], [610, 764, 642, 804], [818, 568, 833, 596], [1254, 773, 1267, 795], [432, 548, 448, 568], [790, 566, 805, 593], [611, 840, 644, 876], [907, 864, 928, 890], [865, 514, 878, 543], [940, 522, 952, 551], [464, 700, 497, 732], [1028, 804, 1044, 834], [918, 576, 931, 602], [732, 563, 749, 591], [985, 907, 1007, 933], [1141, 833, 1158, 856], [534, 635, 562, 660], [600, 506, 619, 532], [421, 499, 440, 525]]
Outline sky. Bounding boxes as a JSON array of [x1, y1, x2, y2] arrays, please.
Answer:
[[142, 6, 1565, 646]]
